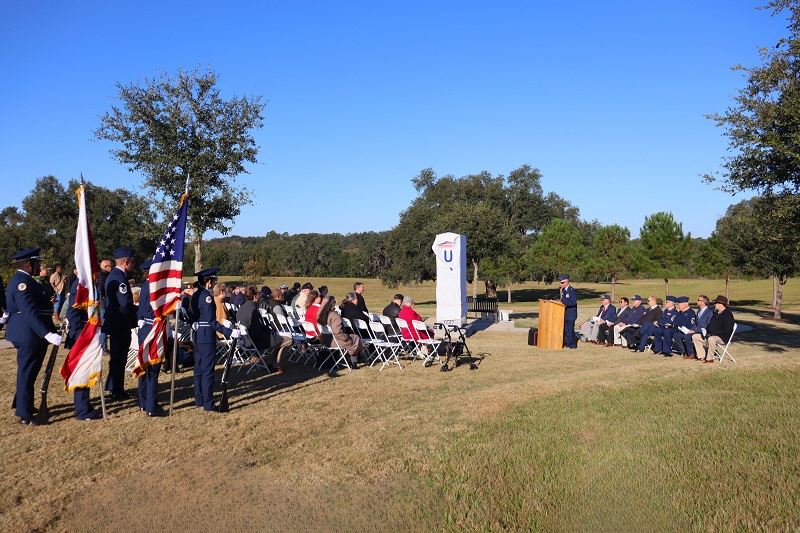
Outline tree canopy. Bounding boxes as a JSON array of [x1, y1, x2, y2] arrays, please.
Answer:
[[93, 67, 266, 272]]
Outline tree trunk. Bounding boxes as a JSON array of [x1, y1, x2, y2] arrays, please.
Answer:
[[774, 274, 786, 320], [472, 260, 479, 299], [664, 278, 669, 299], [507, 280, 512, 304], [611, 275, 616, 301], [193, 232, 203, 274], [772, 274, 778, 309]]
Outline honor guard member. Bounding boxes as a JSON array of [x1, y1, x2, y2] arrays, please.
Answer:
[[672, 296, 697, 358], [652, 295, 679, 356], [6, 248, 62, 425], [101, 247, 138, 400], [136, 260, 165, 416], [65, 277, 101, 420], [190, 268, 240, 411], [558, 274, 578, 349]]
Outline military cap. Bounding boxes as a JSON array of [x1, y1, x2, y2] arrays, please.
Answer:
[[11, 248, 42, 262], [632, 295, 642, 301], [677, 296, 689, 303], [602, 294, 611, 300], [113, 246, 136, 259], [558, 274, 570, 281], [666, 295, 678, 303], [140, 259, 154, 269], [194, 268, 219, 280], [260, 286, 272, 298]]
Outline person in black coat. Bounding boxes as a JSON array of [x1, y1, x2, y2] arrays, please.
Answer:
[[382, 294, 403, 334], [692, 295, 735, 363]]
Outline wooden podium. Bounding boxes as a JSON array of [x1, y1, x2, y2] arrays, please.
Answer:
[[537, 299, 565, 350]]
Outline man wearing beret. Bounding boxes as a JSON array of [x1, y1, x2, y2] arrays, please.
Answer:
[[5, 248, 62, 425], [558, 274, 578, 349], [190, 268, 240, 411], [101, 247, 138, 400]]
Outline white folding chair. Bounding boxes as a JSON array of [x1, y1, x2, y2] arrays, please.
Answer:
[[285, 316, 312, 363], [300, 320, 324, 366], [216, 319, 236, 363], [236, 324, 272, 374], [317, 324, 352, 374], [341, 317, 356, 335], [394, 317, 417, 358], [353, 318, 379, 362], [412, 319, 442, 365], [369, 321, 403, 371], [714, 323, 737, 363]]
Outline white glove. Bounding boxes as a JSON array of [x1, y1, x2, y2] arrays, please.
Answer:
[[0, 312, 9, 325], [45, 332, 63, 346], [230, 329, 242, 339], [192, 323, 199, 331], [137, 319, 145, 328]]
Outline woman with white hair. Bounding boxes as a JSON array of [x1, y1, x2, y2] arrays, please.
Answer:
[[397, 295, 432, 340]]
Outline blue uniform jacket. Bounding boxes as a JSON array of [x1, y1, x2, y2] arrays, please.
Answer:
[[101, 267, 137, 335], [596, 304, 616, 322], [5, 270, 56, 343], [675, 308, 697, 330], [190, 287, 232, 344], [657, 307, 678, 328], [560, 285, 577, 320], [624, 305, 646, 325]]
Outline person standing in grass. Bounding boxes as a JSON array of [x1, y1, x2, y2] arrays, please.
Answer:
[[559, 274, 578, 349]]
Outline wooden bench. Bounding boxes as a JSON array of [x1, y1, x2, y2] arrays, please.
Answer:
[[467, 297, 498, 321]]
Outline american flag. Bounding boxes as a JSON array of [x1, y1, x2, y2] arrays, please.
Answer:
[[134, 193, 188, 376]]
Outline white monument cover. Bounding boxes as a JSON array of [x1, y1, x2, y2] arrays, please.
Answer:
[[432, 232, 467, 324]]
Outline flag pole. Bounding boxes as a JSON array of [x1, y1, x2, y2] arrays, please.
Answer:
[[169, 305, 180, 416], [168, 173, 190, 417]]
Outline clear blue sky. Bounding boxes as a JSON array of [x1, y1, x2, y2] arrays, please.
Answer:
[[0, 1, 788, 239]]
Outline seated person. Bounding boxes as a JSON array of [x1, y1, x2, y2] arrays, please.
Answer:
[[398, 296, 432, 340], [586, 294, 616, 343], [599, 297, 628, 346], [649, 296, 679, 356], [615, 295, 645, 347], [677, 295, 713, 359], [626, 296, 663, 351], [213, 282, 229, 338], [382, 293, 403, 334], [317, 295, 363, 367], [691, 295, 735, 363], [238, 286, 292, 373], [303, 290, 322, 338], [340, 292, 366, 333]]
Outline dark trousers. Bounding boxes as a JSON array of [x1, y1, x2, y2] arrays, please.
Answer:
[[73, 388, 98, 420], [636, 322, 658, 350], [14, 340, 47, 418], [598, 323, 614, 344], [673, 331, 694, 355], [106, 332, 130, 395], [193, 343, 216, 411], [137, 363, 161, 413], [563, 318, 577, 348]]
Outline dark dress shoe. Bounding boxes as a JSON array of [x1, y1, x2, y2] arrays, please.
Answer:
[[703, 359, 714, 364], [663, 353, 673, 357], [109, 392, 133, 401], [147, 410, 166, 417], [78, 411, 102, 421], [19, 417, 38, 426]]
